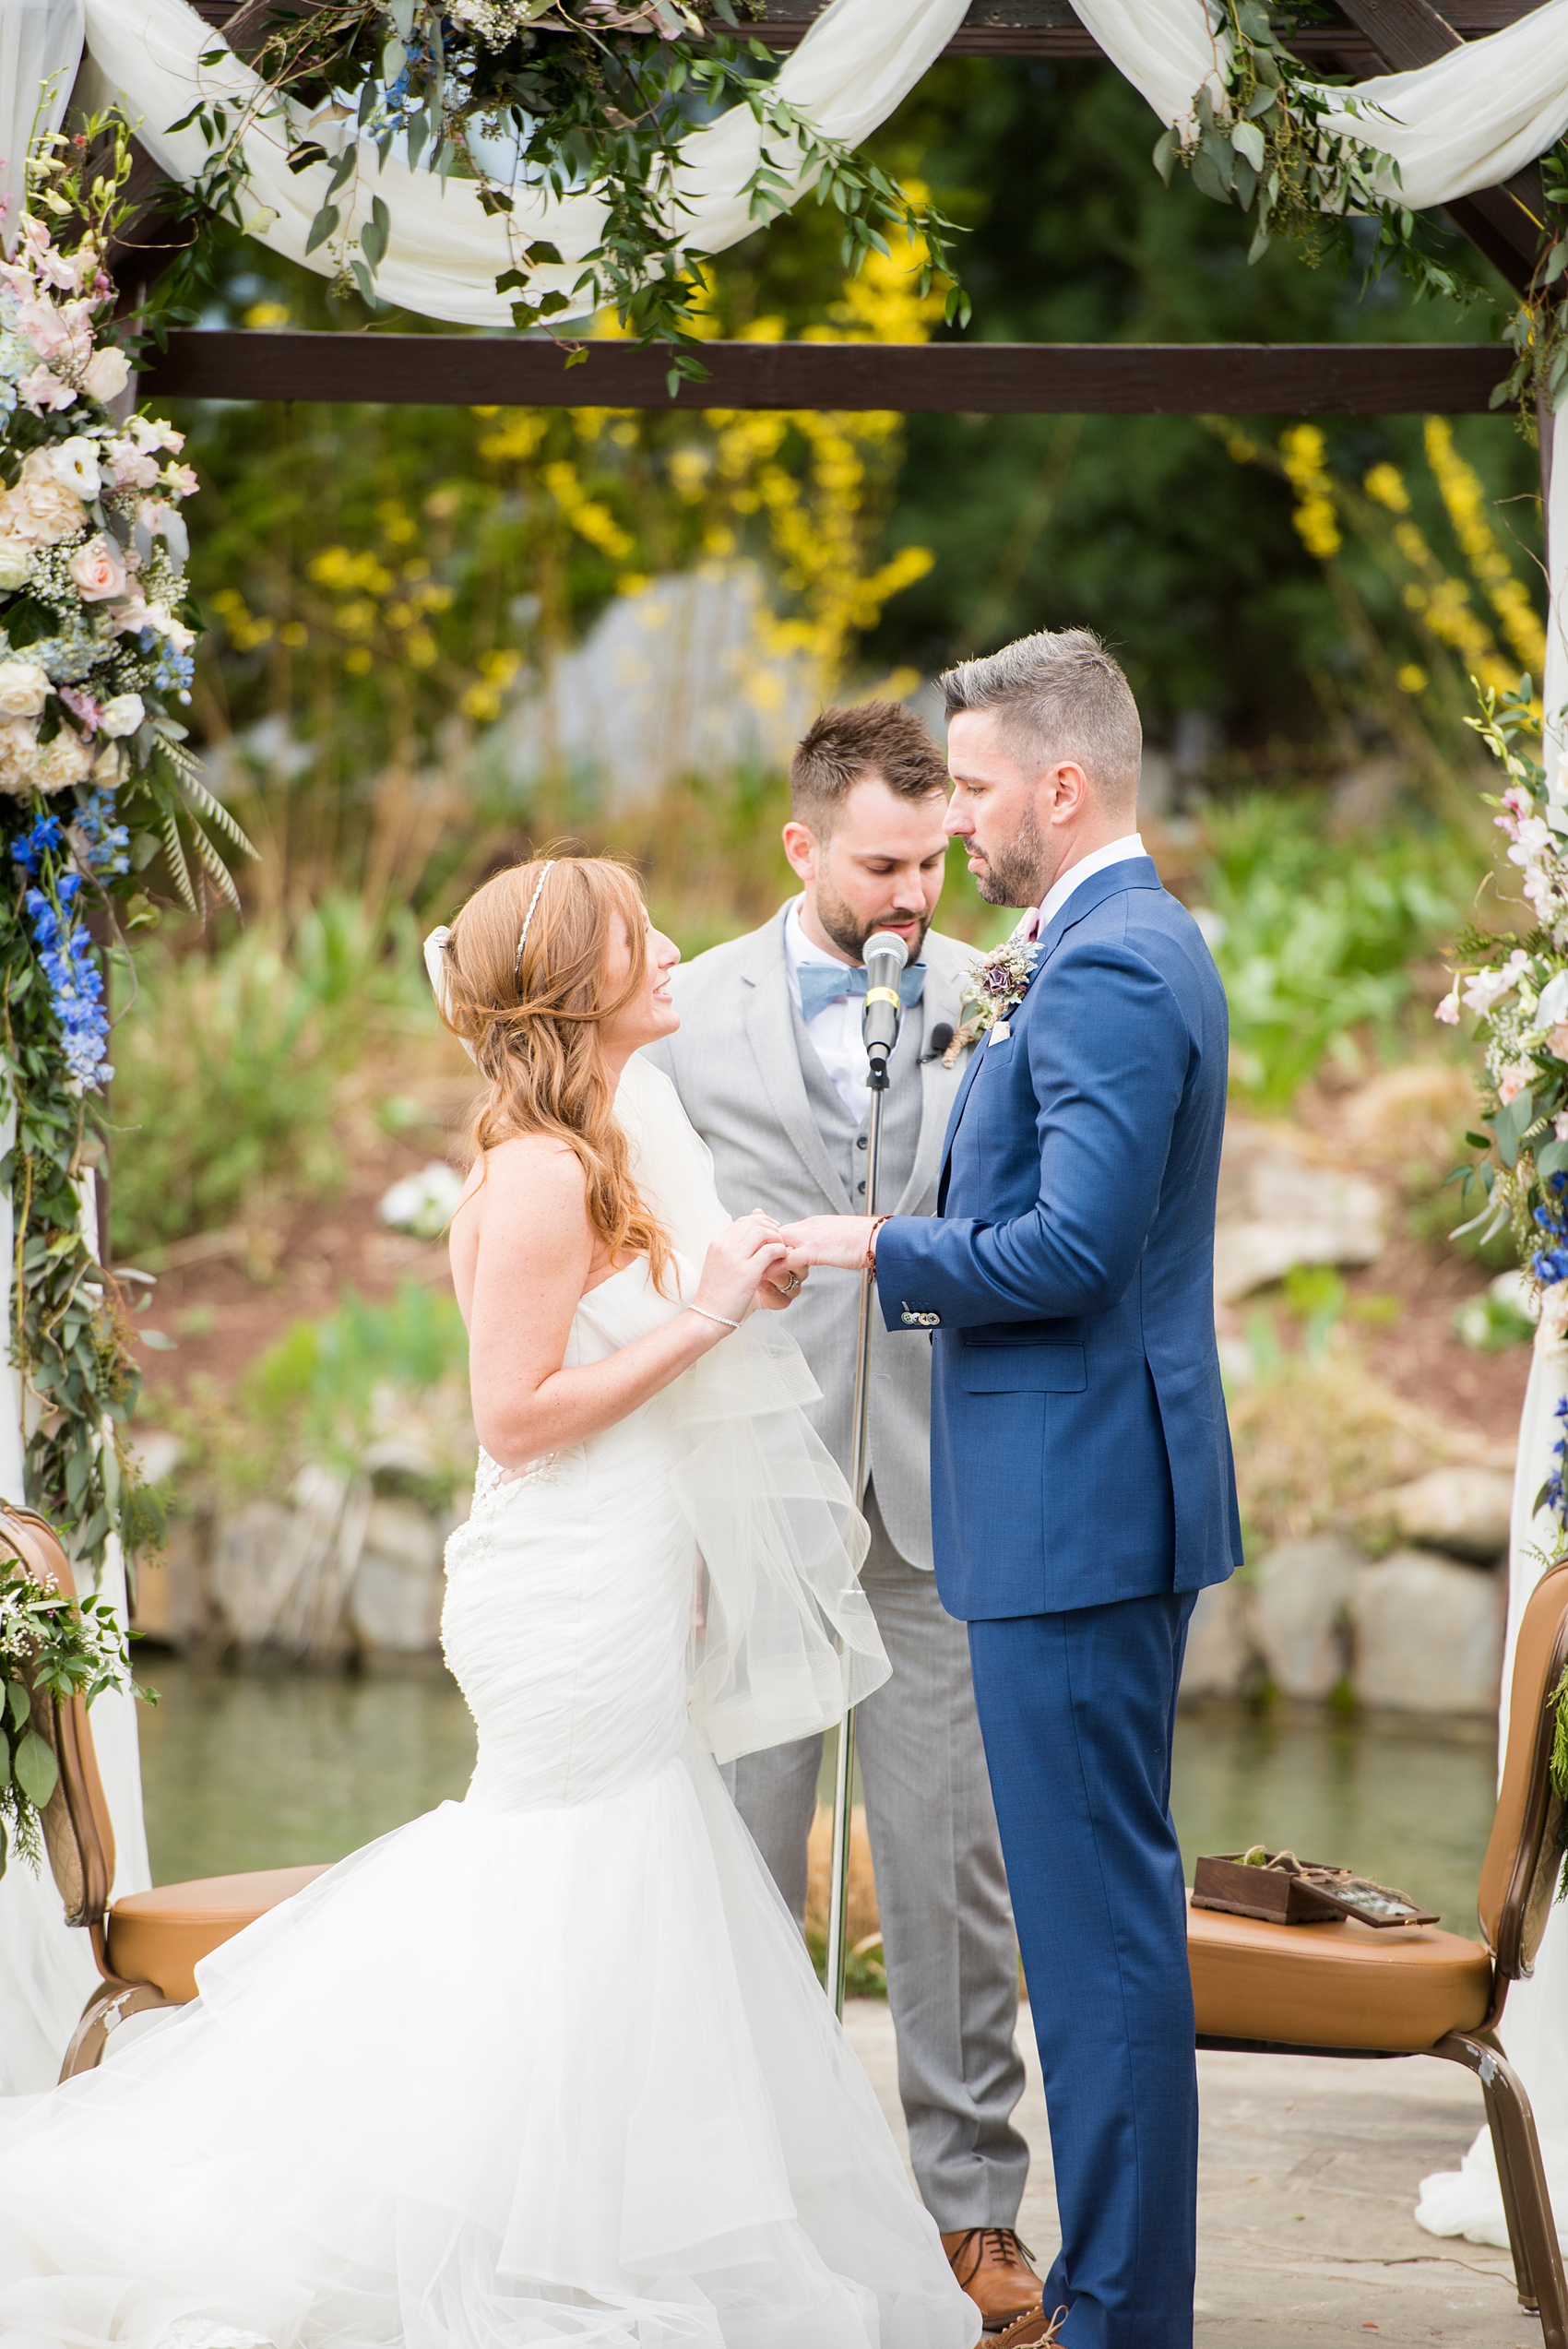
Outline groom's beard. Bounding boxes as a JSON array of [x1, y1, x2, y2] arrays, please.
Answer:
[[814, 877, 931, 967], [970, 801, 1049, 909]]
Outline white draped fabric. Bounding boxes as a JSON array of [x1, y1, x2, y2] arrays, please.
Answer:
[[78, 0, 1568, 326], [78, 0, 971, 328], [1071, 0, 1568, 206], [0, 0, 82, 255], [1416, 1333, 1568, 2248]]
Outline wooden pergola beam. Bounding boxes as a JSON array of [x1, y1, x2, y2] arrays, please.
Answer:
[[138, 328, 1508, 410]]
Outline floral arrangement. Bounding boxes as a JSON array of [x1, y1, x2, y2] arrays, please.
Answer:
[[1436, 678, 1568, 1530], [0, 1556, 139, 1876], [175, 0, 967, 378], [0, 123, 252, 1575]]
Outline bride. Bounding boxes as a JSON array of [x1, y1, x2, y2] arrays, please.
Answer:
[[0, 853, 980, 2349]]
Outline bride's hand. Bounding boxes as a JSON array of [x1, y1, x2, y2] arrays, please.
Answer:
[[693, 1213, 792, 1328]]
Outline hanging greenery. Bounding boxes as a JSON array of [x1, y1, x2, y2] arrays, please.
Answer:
[[1155, 3, 1523, 383], [165, 0, 968, 382], [0, 122, 254, 1573]]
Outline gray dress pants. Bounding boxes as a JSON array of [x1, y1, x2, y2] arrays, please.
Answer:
[[722, 1483, 1029, 2228]]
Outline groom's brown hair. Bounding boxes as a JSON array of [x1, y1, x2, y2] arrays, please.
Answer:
[[790, 702, 948, 836]]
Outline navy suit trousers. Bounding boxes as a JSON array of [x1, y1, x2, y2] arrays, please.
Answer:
[[967, 1590, 1198, 2349]]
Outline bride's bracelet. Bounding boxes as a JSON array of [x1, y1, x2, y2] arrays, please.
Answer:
[[689, 1304, 741, 1334]]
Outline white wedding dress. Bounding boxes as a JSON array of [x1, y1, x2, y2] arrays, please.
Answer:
[[0, 1061, 978, 2349]]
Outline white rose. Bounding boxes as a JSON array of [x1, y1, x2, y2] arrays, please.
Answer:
[[0, 718, 39, 793], [0, 538, 32, 592], [47, 434, 101, 500], [32, 730, 93, 792], [0, 659, 50, 719], [97, 693, 144, 738], [80, 347, 131, 404]]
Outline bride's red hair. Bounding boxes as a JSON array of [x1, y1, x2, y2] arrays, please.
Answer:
[[438, 854, 673, 1292]]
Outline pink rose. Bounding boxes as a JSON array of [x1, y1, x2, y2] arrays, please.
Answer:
[[1499, 1069, 1529, 1105], [68, 534, 127, 602], [1550, 1024, 1568, 1062]]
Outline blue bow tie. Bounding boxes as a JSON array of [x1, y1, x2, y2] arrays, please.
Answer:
[[797, 961, 927, 1024]]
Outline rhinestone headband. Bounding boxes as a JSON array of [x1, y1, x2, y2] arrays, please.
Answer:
[[514, 860, 555, 984]]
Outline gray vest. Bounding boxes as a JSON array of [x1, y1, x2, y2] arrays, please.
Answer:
[[791, 988, 925, 1220]]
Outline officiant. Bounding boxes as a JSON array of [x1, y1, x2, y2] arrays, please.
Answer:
[[643, 703, 1039, 2334]]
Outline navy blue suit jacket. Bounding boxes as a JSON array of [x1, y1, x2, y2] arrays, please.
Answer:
[[875, 856, 1242, 1621]]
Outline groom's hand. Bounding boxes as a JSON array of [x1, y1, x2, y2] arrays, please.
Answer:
[[778, 1216, 879, 1274]]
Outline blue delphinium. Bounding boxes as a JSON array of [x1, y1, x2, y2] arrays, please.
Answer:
[[20, 887, 112, 1093], [10, 816, 64, 878], [76, 792, 130, 879], [1532, 1176, 1568, 1291]]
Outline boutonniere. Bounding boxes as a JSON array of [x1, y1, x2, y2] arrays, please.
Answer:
[[942, 937, 1039, 1063]]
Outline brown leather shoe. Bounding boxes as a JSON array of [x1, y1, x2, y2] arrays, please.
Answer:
[[991, 2306, 1068, 2348], [940, 2228, 1046, 2331]]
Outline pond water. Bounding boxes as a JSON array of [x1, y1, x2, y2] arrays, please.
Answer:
[[137, 1660, 1500, 1940]]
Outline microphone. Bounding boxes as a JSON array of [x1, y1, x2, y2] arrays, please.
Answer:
[[925, 1021, 955, 1063], [861, 931, 909, 1089]]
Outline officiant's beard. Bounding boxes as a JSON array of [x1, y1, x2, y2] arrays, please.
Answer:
[[971, 802, 1048, 909], [813, 876, 931, 967]]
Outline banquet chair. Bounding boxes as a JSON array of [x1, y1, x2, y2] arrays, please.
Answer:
[[1188, 1554, 1568, 2348], [1, 1504, 328, 2082]]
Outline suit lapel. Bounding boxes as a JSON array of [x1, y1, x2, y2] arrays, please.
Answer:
[[742, 912, 852, 1213], [936, 858, 1165, 1188]]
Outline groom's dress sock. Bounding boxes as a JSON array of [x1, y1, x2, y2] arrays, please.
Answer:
[[967, 1589, 1198, 2349]]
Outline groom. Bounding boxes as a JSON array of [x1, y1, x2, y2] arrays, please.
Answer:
[[782, 629, 1241, 2349]]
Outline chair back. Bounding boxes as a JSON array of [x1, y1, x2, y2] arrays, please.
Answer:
[[1478, 1555, 1568, 1978], [0, 1506, 115, 1932]]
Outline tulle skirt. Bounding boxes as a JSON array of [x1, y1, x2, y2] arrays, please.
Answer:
[[0, 1252, 976, 2349], [0, 1732, 975, 2349]]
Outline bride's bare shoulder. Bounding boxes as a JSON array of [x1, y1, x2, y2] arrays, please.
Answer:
[[457, 1134, 588, 1228]]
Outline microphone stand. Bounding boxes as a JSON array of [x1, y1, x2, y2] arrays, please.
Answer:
[[825, 1031, 893, 2020]]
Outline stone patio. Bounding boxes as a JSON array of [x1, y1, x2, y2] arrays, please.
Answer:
[[842, 2002, 1538, 2345]]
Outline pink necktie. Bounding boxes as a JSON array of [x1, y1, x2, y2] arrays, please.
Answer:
[[1017, 906, 1041, 943]]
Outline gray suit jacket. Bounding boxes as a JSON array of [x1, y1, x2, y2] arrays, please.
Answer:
[[641, 904, 978, 1572]]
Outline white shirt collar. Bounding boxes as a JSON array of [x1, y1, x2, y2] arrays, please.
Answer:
[[1032, 833, 1146, 940], [782, 896, 855, 986]]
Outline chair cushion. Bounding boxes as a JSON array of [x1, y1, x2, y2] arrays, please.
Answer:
[[1189, 1894, 1492, 2052], [107, 1865, 331, 2003]]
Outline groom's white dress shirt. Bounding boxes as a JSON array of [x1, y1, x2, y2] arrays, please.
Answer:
[[782, 897, 873, 1117], [1021, 832, 1146, 941]]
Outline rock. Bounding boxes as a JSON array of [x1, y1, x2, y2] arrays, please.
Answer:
[[1350, 1549, 1505, 1717], [1252, 1534, 1364, 1701], [1215, 1122, 1385, 1304], [348, 1497, 447, 1655], [1388, 1468, 1515, 1564], [1180, 1578, 1256, 1700], [129, 1517, 213, 1651], [208, 1501, 309, 1649]]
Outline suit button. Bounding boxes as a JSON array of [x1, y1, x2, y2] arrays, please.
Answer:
[[857, 1180, 865, 1194], [856, 1135, 867, 1150]]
